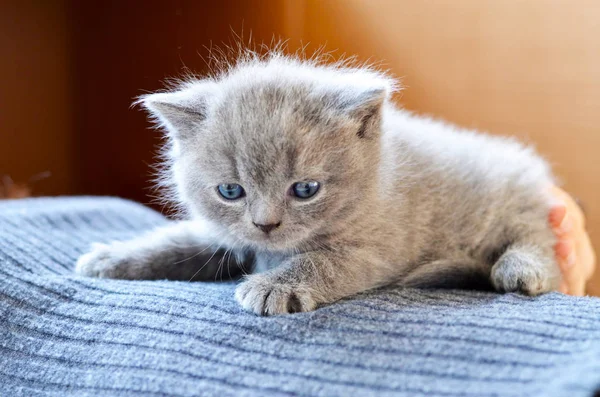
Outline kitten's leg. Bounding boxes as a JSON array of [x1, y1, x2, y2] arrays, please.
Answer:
[[491, 244, 560, 295], [75, 220, 251, 281], [235, 249, 386, 315]]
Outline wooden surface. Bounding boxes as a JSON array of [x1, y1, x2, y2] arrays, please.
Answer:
[[0, 1, 75, 196], [69, 0, 285, 207], [282, 0, 600, 294]]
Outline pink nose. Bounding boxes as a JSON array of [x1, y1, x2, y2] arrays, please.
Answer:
[[253, 222, 281, 234]]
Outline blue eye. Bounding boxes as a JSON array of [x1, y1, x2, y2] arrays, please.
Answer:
[[291, 181, 320, 199], [217, 184, 245, 200]]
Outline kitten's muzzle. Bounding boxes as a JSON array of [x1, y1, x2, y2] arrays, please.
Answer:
[[253, 222, 281, 234]]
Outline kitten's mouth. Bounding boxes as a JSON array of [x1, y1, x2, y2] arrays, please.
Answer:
[[245, 231, 304, 251], [252, 232, 280, 244]]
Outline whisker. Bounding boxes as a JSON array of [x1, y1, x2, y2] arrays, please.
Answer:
[[216, 248, 228, 282], [188, 243, 223, 282], [172, 243, 215, 266], [226, 247, 234, 280]]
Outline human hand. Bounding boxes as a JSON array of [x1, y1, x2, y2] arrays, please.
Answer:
[[549, 186, 596, 296]]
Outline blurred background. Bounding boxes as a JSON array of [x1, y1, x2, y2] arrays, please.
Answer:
[[1, 0, 599, 293]]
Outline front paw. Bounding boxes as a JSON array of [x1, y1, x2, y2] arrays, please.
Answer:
[[75, 242, 133, 279], [234, 274, 317, 316]]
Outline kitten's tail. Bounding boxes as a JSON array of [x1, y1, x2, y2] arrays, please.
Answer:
[[402, 259, 493, 291]]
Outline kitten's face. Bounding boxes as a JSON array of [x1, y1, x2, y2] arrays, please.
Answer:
[[174, 84, 381, 251], [143, 60, 389, 252]]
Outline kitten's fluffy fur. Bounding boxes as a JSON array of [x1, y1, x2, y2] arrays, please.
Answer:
[[76, 51, 559, 315]]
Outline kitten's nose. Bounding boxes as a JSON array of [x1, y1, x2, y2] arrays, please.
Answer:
[[253, 222, 281, 234]]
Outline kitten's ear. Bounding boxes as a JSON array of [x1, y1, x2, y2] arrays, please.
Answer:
[[136, 82, 215, 140], [336, 87, 388, 139]]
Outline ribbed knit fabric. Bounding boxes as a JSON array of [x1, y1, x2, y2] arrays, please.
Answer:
[[1, 197, 599, 397]]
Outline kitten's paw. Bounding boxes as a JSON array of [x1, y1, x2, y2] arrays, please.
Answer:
[[75, 242, 133, 279], [235, 274, 317, 316], [491, 250, 557, 296]]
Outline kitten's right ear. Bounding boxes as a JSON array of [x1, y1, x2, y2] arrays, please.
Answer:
[[136, 82, 215, 140]]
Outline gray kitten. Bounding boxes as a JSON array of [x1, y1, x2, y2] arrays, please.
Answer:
[[76, 52, 559, 315]]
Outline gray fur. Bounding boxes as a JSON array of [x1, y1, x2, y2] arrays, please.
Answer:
[[76, 52, 559, 315]]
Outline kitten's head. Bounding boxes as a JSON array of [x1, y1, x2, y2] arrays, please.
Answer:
[[140, 55, 395, 251]]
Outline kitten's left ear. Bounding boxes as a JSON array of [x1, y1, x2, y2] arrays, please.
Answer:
[[336, 87, 390, 138], [136, 82, 216, 140], [340, 88, 387, 139]]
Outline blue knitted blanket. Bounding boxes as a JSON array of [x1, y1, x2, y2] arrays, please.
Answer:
[[1, 197, 599, 397]]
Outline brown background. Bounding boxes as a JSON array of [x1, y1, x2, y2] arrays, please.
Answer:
[[1, 0, 598, 293]]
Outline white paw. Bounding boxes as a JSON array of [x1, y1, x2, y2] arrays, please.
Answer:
[[75, 242, 131, 279], [491, 252, 556, 296], [234, 274, 317, 316]]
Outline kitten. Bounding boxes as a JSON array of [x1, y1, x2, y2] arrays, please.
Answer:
[[76, 51, 559, 315]]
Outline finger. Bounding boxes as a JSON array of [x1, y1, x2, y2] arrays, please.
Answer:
[[553, 214, 573, 238], [555, 239, 576, 270], [548, 205, 567, 229], [548, 186, 585, 228], [554, 237, 582, 295]]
